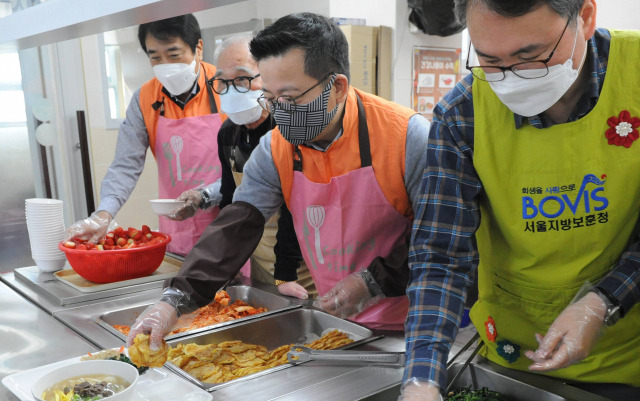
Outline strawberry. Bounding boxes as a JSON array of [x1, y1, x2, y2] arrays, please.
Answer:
[[63, 241, 77, 249], [116, 237, 127, 247], [85, 242, 95, 250], [141, 225, 151, 235], [76, 244, 88, 251], [95, 244, 105, 251], [105, 239, 115, 246]]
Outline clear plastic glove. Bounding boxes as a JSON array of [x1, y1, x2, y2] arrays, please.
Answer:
[[64, 210, 112, 243], [168, 189, 202, 221], [126, 301, 178, 351], [278, 281, 308, 299], [398, 379, 443, 401], [525, 291, 606, 371], [313, 270, 384, 319]]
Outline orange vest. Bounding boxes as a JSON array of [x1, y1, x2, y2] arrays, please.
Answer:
[[138, 61, 226, 158], [271, 87, 415, 218]]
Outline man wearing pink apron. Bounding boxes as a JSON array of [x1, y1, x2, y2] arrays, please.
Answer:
[[126, 13, 429, 346], [66, 14, 227, 258]]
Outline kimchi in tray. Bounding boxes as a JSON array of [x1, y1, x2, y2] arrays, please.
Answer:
[[95, 286, 301, 341]]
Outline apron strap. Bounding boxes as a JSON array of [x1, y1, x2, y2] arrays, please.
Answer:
[[203, 69, 219, 114], [230, 124, 242, 172], [355, 94, 372, 168], [293, 92, 371, 171], [152, 99, 165, 116], [293, 146, 303, 172]]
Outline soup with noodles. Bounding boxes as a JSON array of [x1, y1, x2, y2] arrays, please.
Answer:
[[40, 374, 130, 401]]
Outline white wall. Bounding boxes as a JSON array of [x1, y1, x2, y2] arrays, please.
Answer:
[[597, 0, 640, 29]]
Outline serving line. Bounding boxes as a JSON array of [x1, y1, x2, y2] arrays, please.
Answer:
[[0, 270, 614, 400]]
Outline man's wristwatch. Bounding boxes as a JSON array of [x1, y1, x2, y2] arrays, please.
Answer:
[[198, 188, 211, 210], [592, 286, 622, 327]]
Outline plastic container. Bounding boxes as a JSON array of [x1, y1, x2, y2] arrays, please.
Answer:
[[59, 232, 171, 283]]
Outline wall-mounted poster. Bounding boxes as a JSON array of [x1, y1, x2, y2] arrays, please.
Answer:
[[412, 46, 461, 120]]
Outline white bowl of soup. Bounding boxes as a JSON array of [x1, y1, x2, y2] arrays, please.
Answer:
[[32, 359, 139, 401]]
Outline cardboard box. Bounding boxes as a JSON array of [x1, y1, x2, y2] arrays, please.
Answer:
[[340, 25, 378, 94], [376, 26, 393, 100]]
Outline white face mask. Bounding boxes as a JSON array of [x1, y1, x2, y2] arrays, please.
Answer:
[[487, 25, 587, 117], [153, 58, 199, 96], [219, 86, 264, 125]]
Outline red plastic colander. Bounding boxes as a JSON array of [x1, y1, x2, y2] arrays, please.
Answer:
[[58, 232, 172, 283]]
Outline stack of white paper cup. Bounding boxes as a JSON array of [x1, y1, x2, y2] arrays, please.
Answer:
[[25, 198, 67, 272]]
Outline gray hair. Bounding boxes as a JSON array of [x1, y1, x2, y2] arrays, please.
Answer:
[[212, 34, 254, 65], [454, 0, 583, 27]]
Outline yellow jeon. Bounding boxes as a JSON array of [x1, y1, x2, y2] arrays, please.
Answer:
[[168, 329, 354, 384]]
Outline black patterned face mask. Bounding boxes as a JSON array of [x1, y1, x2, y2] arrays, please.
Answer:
[[273, 75, 339, 145]]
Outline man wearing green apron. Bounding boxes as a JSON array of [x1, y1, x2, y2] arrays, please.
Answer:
[[402, 1, 640, 400]]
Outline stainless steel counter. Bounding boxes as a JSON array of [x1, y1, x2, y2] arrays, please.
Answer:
[[0, 281, 98, 401], [0, 270, 614, 401]]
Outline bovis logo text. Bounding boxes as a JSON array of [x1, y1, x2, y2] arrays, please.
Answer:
[[520, 174, 609, 233]]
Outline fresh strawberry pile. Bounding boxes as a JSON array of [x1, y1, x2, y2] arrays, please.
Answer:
[[63, 225, 165, 251]]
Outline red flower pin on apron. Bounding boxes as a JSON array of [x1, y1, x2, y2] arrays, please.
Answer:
[[485, 316, 497, 342], [605, 110, 640, 148]]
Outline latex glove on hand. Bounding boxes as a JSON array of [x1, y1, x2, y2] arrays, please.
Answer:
[[525, 291, 606, 371], [278, 281, 308, 300], [168, 189, 202, 221], [313, 270, 384, 319], [398, 380, 443, 401], [65, 210, 112, 244], [126, 301, 178, 351]]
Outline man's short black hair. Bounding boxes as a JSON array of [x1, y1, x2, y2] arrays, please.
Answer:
[[454, 0, 583, 27], [249, 13, 350, 81], [138, 14, 201, 54]]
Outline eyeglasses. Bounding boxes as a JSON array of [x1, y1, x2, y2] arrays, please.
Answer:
[[210, 74, 260, 94], [466, 18, 571, 82], [257, 72, 335, 114]]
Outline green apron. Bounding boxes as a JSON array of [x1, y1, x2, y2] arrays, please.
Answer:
[[470, 29, 640, 385]]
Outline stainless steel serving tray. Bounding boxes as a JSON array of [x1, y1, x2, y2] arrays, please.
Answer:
[[448, 361, 563, 401], [164, 308, 375, 391], [94, 285, 301, 341], [446, 361, 611, 401]]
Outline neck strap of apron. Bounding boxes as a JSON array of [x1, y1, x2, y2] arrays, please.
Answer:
[[230, 124, 242, 172], [294, 93, 371, 171], [203, 68, 218, 114]]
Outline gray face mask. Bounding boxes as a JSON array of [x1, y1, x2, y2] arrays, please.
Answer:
[[273, 75, 339, 146]]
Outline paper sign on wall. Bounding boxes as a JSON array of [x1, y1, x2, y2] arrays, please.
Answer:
[[412, 47, 461, 120]]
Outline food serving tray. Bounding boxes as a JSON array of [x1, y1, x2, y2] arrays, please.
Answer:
[[448, 361, 564, 401], [164, 308, 374, 392], [95, 285, 301, 341], [446, 361, 611, 401]]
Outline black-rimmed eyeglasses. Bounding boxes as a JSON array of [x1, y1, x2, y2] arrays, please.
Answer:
[[257, 72, 335, 114], [466, 18, 571, 82], [210, 74, 260, 94]]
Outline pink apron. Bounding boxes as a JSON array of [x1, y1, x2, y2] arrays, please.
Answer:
[[289, 95, 410, 330], [155, 75, 222, 256]]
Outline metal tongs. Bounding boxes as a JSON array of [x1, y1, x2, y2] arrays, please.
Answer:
[[445, 331, 482, 393], [287, 345, 406, 366]]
